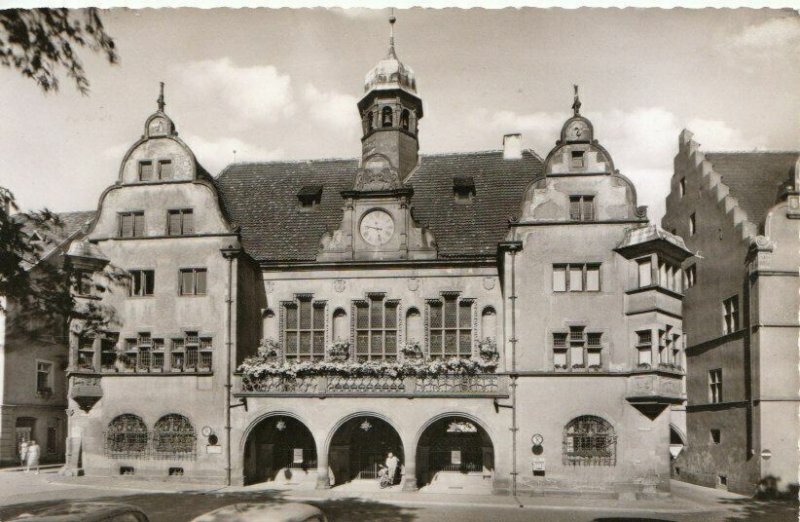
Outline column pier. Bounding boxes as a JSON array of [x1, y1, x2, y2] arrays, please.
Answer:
[[316, 441, 330, 489]]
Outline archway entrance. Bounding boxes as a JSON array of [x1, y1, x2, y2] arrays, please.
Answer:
[[244, 415, 317, 486], [417, 416, 494, 492], [328, 416, 403, 487]]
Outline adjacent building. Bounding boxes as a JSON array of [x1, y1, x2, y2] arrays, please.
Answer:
[[663, 130, 800, 495], [47, 21, 692, 496]]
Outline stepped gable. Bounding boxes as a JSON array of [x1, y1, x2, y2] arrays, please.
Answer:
[[704, 152, 799, 228], [214, 150, 543, 263]]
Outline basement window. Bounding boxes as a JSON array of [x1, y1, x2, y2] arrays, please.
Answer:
[[453, 176, 476, 204], [297, 185, 323, 210]]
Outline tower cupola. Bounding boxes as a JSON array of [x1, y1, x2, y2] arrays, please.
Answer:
[[357, 13, 423, 180]]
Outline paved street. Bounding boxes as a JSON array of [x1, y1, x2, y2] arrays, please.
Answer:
[[0, 469, 796, 522]]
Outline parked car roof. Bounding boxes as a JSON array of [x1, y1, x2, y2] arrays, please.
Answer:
[[7, 501, 149, 522], [190, 502, 326, 522]]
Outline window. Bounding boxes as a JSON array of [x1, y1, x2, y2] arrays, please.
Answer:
[[100, 334, 119, 371], [356, 296, 399, 361], [428, 295, 473, 359], [657, 259, 683, 293], [570, 326, 585, 368], [686, 264, 696, 288], [118, 211, 145, 238], [679, 177, 686, 197], [453, 177, 476, 204], [74, 270, 93, 296], [153, 415, 195, 458], [284, 298, 325, 361], [297, 186, 323, 209], [563, 415, 616, 466], [709, 369, 723, 403], [710, 429, 721, 444], [672, 334, 681, 368], [382, 106, 393, 127], [128, 269, 154, 297], [658, 327, 673, 365], [636, 330, 652, 367], [553, 327, 602, 370], [553, 333, 568, 369], [638, 258, 652, 287], [400, 109, 410, 131], [722, 296, 739, 334], [689, 213, 696, 236], [366, 111, 373, 132], [553, 263, 601, 292], [158, 160, 173, 180], [36, 361, 53, 395], [139, 161, 154, 181], [105, 415, 148, 457], [587, 333, 602, 367], [569, 195, 594, 221], [77, 336, 95, 370], [179, 268, 207, 296], [167, 209, 194, 236], [47, 426, 57, 454], [571, 150, 585, 168]]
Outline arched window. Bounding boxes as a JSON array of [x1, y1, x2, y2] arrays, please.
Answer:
[[563, 415, 616, 466], [153, 414, 196, 458], [400, 109, 410, 131], [106, 414, 148, 457], [382, 106, 393, 128], [332, 308, 348, 342]]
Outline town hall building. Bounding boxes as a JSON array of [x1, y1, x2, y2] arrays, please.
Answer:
[[53, 19, 692, 496]]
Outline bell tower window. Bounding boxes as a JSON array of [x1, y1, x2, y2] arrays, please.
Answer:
[[382, 106, 393, 128], [571, 151, 585, 168], [400, 109, 410, 131], [366, 111, 373, 132]]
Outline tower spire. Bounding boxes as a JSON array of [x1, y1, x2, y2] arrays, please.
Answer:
[[388, 8, 397, 58], [572, 84, 581, 116], [157, 82, 166, 112]]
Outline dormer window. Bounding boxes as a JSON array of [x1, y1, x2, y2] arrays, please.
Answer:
[[382, 106, 393, 128], [571, 150, 585, 168], [139, 161, 154, 181], [453, 176, 475, 204], [400, 109, 410, 131], [159, 160, 173, 180], [569, 195, 595, 221], [297, 185, 323, 210]]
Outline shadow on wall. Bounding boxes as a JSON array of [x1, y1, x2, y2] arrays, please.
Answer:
[[0, 490, 420, 522], [754, 475, 799, 501]]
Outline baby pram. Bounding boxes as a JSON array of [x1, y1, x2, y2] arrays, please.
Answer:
[[377, 466, 392, 488]]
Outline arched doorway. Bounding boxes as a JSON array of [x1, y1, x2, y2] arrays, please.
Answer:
[[328, 415, 403, 487], [416, 416, 494, 491], [244, 415, 317, 486]]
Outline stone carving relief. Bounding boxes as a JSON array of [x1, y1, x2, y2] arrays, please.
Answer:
[[334, 279, 346, 293], [483, 277, 496, 291], [354, 155, 402, 191], [407, 278, 420, 291]]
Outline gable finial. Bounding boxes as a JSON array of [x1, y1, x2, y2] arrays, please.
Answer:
[[157, 82, 166, 112], [572, 84, 581, 116], [388, 8, 397, 58]]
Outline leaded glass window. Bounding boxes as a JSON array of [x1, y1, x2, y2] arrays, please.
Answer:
[[105, 414, 148, 457], [428, 295, 473, 359], [355, 296, 398, 361], [284, 297, 325, 361], [563, 415, 616, 466]]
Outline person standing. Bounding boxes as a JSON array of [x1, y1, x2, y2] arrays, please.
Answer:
[[385, 451, 399, 486], [26, 440, 40, 474], [18, 440, 29, 469]]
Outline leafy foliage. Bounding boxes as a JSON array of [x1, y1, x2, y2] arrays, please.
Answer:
[[0, 8, 117, 94], [0, 186, 121, 341]]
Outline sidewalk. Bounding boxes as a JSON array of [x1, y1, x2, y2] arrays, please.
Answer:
[[39, 474, 732, 514]]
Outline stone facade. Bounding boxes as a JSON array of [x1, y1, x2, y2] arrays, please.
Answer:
[[662, 130, 800, 495], [53, 30, 693, 497]]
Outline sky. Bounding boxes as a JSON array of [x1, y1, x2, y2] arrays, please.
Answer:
[[1, 7, 799, 221]]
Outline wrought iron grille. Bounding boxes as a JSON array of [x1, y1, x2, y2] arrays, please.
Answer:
[[152, 414, 196, 459], [105, 414, 148, 458], [562, 415, 616, 466]]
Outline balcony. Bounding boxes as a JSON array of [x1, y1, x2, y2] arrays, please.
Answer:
[[625, 373, 684, 419], [70, 376, 103, 412], [237, 374, 509, 399]]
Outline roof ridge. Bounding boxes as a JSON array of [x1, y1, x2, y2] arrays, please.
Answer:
[[705, 150, 800, 155]]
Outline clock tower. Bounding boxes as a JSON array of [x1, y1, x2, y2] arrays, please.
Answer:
[[317, 15, 436, 262]]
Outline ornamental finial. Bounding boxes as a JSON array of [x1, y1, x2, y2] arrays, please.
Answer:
[[157, 82, 165, 112], [388, 8, 397, 58], [572, 84, 581, 116]]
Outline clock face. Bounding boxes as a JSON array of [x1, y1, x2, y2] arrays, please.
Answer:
[[360, 210, 395, 246]]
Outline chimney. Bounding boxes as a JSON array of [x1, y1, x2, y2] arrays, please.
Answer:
[[503, 133, 522, 160]]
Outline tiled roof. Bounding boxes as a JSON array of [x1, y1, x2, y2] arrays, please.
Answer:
[[15, 210, 95, 269], [215, 150, 544, 262], [705, 152, 799, 227]]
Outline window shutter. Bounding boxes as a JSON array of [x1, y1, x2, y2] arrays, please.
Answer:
[[168, 211, 181, 236], [121, 214, 133, 238], [133, 213, 145, 237], [182, 211, 194, 235], [582, 197, 594, 221]]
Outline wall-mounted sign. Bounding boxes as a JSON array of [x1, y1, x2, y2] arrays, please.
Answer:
[[206, 445, 222, 455], [760, 449, 772, 460], [293, 448, 304, 464], [531, 433, 544, 446], [532, 458, 545, 471], [451, 450, 462, 465]]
